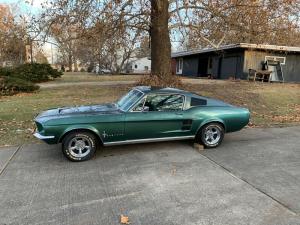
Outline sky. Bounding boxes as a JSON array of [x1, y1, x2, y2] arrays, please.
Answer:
[[0, 0, 57, 63], [0, 0, 44, 14]]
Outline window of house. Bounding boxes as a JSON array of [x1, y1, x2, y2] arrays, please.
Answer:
[[265, 56, 286, 65], [144, 66, 149, 71], [179, 58, 183, 69], [176, 58, 183, 72], [135, 64, 138, 69]]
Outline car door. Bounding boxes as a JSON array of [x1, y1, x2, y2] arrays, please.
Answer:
[[124, 93, 192, 140]]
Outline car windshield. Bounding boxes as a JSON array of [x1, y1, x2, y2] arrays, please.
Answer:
[[117, 89, 144, 111]]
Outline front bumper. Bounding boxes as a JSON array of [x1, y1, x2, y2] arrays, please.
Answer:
[[33, 132, 57, 144], [33, 132, 55, 140]]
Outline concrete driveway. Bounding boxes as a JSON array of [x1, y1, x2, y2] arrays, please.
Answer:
[[0, 126, 299, 225]]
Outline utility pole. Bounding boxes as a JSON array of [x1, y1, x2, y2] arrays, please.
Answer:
[[25, 37, 33, 63], [51, 43, 54, 65], [30, 39, 33, 64]]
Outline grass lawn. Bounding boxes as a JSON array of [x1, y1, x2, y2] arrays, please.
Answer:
[[0, 73, 299, 146], [185, 81, 300, 127], [45, 72, 140, 83]]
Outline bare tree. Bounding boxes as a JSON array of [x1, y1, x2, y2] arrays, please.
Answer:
[[0, 4, 27, 65], [174, 0, 300, 49], [37, 0, 300, 80]]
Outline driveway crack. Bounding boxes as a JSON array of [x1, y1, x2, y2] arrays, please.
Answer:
[[0, 145, 22, 176]]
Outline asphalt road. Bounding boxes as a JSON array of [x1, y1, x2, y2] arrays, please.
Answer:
[[0, 126, 299, 225]]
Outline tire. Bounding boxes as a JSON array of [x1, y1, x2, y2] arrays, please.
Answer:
[[196, 123, 224, 148], [62, 131, 97, 162]]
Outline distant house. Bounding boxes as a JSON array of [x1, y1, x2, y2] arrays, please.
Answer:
[[171, 43, 300, 82], [126, 57, 151, 74]]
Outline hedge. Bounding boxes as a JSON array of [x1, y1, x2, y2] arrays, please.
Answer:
[[0, 63, 63, 95], [13, 63, 63, 82], [0, 63, 63, 83], [0, 76, 39, 96]]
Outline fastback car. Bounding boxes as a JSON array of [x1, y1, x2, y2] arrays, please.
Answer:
[[34, 86, 250, 161]]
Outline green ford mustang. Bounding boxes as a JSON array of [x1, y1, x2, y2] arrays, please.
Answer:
[[34, 86, 250, 161]]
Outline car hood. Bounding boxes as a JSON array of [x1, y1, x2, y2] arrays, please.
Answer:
[[35, 103, 121, 120]]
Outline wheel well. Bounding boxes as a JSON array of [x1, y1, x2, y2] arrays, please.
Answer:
[[197, 121, 225, 136], [59, 129, 103, 146]]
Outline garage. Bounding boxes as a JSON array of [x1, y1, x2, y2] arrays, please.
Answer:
[[219, 56, 241, 79]]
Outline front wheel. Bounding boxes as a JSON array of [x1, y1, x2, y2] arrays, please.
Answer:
[[196, 123, 224, 148], [62, 131, 97, 161]]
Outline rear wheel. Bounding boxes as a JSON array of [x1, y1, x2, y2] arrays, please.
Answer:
[[196, 123, 224, 148], [62, 131, 97, 161]]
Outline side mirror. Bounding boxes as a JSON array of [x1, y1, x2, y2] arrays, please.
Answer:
[[142, 106, 150, 112]]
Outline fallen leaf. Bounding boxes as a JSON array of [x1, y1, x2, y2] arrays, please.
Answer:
[[120, 214, 130, 224]]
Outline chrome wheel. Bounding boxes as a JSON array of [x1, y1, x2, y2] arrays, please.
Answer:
[[68, 136, 92, 158], [204, 126, 221, 145], [203, 125, 222, 146]]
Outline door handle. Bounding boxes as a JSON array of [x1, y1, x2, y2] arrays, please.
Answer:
[[175, 112, 183, 115]]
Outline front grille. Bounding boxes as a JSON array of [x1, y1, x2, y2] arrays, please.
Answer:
[[35, 122, 43, 132]]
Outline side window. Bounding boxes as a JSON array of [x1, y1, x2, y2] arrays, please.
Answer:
[[145, 94, 184, 111]]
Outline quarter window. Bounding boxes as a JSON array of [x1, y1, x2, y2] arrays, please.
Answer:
[[132, 98, 146, 111], [117, 89, 143, 111], [191, 97, 207, 106]]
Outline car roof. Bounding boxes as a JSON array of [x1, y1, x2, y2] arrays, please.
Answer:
[[133, 86, 232, 107], [134, 86, 193, 96]]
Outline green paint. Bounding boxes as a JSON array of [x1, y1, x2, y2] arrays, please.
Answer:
[[34, 86, 250, 145]]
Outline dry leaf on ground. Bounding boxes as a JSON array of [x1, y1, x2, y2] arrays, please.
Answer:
[[120, 214, 130, 224]]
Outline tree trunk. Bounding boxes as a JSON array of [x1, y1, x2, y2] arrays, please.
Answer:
[[68, 54, 73, 72], [150, 0, 171, 76]]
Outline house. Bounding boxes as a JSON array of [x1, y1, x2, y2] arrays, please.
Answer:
[[126, 57, 151, 74], [171, 43, 300, 82]]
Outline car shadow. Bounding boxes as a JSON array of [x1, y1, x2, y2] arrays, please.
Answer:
[[21, 140, 197, 163], [96, 140, 195, 159]]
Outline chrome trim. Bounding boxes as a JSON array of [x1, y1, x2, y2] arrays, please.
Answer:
[[103, 135, 194, 146], [133, 88, 145, 95], [33, 133, 55, 140]]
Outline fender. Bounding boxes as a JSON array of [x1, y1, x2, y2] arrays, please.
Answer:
[[59, 125, 103, 143]]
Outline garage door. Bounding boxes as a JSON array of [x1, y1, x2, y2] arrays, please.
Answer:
[[220, 57, 239, 79]]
